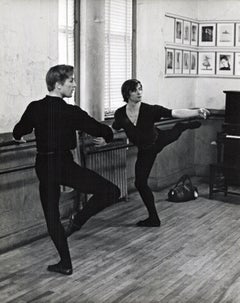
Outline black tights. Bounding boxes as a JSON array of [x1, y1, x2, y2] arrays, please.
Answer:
[[134, 123, 188, 220], [35, 152, 120, 267]]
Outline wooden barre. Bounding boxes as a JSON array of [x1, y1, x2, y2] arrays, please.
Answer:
[[0, 164, 35, 175]]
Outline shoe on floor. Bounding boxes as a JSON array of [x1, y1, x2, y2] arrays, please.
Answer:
[[187, 121, 201, 129], [177, 121, 201, 132], [47, 262, 73, 275], [136, 217, 161, 227]]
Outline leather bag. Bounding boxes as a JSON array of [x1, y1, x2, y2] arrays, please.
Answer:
[[168, 175, 198, 202]]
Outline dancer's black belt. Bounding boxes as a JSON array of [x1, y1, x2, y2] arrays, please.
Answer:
[[37, 150, 70, 155]]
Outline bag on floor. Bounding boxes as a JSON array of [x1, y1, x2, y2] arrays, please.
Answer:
[[168, 174, 198, 202]]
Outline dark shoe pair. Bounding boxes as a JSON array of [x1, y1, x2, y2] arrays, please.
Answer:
[[187, 121, 201, 129], [136, 217, 161, 227], [47, 262, 72, 275], [178, 121, 201, 131], [65, 214, 81, 238]]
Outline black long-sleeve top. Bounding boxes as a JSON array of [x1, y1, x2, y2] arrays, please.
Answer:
[[13, 95, 113, 152], [112, 102, 172, 149]]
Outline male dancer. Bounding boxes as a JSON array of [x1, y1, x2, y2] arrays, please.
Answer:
[[112, 79, 209, 227], [13, 65, 120, 275]]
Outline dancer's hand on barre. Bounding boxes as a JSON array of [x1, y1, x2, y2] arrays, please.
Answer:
[[12, 137, 27, 144], [92, 137, 107, 147]]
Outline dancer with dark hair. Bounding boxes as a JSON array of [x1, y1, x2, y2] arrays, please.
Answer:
[[112, 79, 209, 227], [13, 65, 120, 275]]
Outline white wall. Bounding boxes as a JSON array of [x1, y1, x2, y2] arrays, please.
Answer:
[[137, 0, 240, 110], [196, 0, 240, 109], [1, 0, 240, 134], [79, 0, 105, 120], [0, 0, 58, 134], [137, 0, 198, 109]]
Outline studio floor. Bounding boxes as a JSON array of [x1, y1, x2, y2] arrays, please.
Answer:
[[1, 178, 240, 303]]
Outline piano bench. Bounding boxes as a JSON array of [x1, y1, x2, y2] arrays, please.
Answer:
[[209, 163, 240, 199], [209, 163, 228, 199]]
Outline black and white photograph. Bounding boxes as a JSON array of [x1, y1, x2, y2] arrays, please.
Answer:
[[217, 23, 234, 46], [183, 20, 191, 45], [190, 51, 198, 74], [217, 52, 233, 75], [235, 52, 240, 75], [183, 50, 190, 73], [236, 23, 240, 46], [199, 23, 216, 46], [2, 1, 240, 303], [198, 52, 216, 74], [175, 49, 182, 73], [166, 48, 174, 74], [175, 19, 183, 43], [191, 22, 198, 46]]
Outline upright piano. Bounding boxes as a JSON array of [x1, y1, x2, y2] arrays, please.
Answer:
[[222, 91, 240, 184], [209, 91, 240, 198]]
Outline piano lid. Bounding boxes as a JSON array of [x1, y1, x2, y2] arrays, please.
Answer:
[[224, 91, 240, 94]]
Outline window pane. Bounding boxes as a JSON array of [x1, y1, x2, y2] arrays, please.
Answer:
[[58, 0, 74, 104], [105, 0, 132, 116], [58, 0, 74, 65]]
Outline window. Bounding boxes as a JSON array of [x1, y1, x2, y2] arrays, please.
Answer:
[[58, 0, 75, 104], [58, 0, 74, 65], [104, 0, 133, 117]]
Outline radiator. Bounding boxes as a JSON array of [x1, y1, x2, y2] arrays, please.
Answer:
[[80, 135, 128, 200]]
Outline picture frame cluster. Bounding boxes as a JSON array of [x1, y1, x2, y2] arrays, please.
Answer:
[[165, 15, 240, 77], [166, 49, 240, 76]]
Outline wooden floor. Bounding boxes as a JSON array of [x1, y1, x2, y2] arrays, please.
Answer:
[[1, 179, 240, 303]]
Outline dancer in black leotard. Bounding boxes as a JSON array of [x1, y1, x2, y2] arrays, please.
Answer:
[[112, 79, 209, 227], [13, 65, 120, 275]]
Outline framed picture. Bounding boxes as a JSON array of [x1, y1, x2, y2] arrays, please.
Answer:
[[183, 21, 190, 45], [198, 52, 215, 74], [190, 52, 198, 74], [166, 49, 174, 74], [199, 24, 216, 46], [174, 49, 182, 74], [217, 23, 234, 46], [191, 23, 198, 46], [216, 52, 233, 75], [235, 53, 240, 75], [236, 23, 240, 46], [175, 19, 183, 44], [183, 51, 190, 74]]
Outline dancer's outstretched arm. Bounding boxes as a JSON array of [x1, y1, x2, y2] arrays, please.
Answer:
[[172, 108, 210, 119]]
